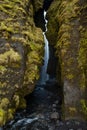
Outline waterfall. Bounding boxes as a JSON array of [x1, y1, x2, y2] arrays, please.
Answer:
[[38, 11, 49, 85]]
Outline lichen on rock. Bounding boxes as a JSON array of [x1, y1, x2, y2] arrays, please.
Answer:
[[47, 0, 87, 120], [0, 0, 44, 126]]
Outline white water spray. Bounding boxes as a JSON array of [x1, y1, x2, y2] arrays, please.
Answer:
[[38, 11, 49, 85]]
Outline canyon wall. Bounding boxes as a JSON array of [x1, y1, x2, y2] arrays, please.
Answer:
[[0, 0, 87, 126], [0, 0, 44, 126], [47, 0, 87, 120]]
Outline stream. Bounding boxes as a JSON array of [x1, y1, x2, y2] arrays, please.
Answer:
[[3, 81, 62, 130], [37, 11, 49, 85]]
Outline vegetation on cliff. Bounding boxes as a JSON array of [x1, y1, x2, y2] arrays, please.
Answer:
[[0, 0, 87, 126], [47, 0, 87, 120], [0, 0, 44, 126]]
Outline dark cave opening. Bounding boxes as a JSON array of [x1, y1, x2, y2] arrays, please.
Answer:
[[43, 0, 54, 11], [33, 0, 54, 31], [34, 8, 45, 32], [47, 45, 58, 79]]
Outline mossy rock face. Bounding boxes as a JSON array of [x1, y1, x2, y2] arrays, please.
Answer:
[[32, 0, 44, 12], [47, 0, 87, 120], [0, 0, 44, 126], [0, 109, 6, 126]]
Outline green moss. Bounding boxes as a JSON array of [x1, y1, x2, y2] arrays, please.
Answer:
[[7, 109, 15, 120], [0, 82, 7, 88], [23, 29, 43, 85], [0, 0, 44, 126], [0, 22, 14, 33], [24, 41, 43, 84], [79, 31, 87, 68], [0, 108, 15, 126], [0, 109, 6, 126], [80, 99, 87, 119], [78, 30, 87, 88], [0, 65, 7, 74], [0, 48, 21, 64], [0, 98, 10, 109], [69, 107, 77, 114], [13, 95, 19, 108], [47, 0, 87, 120], [66, 74, 74, 80], [18, 98, 26, 109]]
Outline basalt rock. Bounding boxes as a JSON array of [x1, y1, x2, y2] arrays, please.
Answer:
[[47, 0, 87, 120], [0, 0, 44, 126]]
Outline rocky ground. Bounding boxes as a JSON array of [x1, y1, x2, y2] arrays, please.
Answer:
[[2, 80, 87, 130]]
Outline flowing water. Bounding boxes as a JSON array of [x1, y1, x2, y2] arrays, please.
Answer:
[[38, 11, 49, 85]]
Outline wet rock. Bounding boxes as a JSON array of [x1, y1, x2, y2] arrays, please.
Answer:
[[50, 112, 59, 120], [47, 96, 51, 99], [77, 128, 82, 130], [3, 82, 87, 130], [75, 121, 80, 125], [30, 121, 48, 130], [37, 114, 44, 119], [52, 104, 56, 108], [56, 120, 87, 130], [52, 108, 56, 112], [55, 100, 59, 104], [66, 121, 70, 125], [48, 128, 53, 130]]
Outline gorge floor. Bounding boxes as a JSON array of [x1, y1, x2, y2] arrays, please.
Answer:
[[3, 80, 87, 130]]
